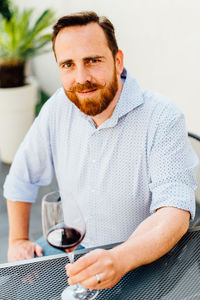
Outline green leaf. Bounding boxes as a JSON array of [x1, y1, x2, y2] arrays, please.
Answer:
[[32, 10, 54, 34], [0, 4, 55, 63]]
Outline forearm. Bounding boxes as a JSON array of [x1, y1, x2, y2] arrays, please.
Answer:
[[7, 199, 31, 244], [7, 200, 43, 262], [110, 207, 190, 275]]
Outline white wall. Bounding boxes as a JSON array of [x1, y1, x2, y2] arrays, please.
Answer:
[[16, 0, 200, 134]]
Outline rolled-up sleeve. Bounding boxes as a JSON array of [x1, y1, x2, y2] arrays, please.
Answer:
[[3, 99, 55, 203], [149, 106, 199, 220]]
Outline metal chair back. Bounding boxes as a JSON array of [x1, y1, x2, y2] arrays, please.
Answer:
[[188, 132, 200, 204]]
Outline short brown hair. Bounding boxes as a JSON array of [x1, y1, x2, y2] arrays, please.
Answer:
[[52, 11, 118, 58]]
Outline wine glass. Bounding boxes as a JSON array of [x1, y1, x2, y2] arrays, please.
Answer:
[[42, 191, 99, 300]]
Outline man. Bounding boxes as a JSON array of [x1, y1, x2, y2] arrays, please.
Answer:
[[4, 11, 198, 290]]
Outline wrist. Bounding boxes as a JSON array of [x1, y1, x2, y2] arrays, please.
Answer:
[[9, 237, 29, 246], [110, 240, 141, 275], [109, 244, 130, 276]]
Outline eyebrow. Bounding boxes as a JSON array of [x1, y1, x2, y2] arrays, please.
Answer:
[[83, 56, 105, 61], [58, 56, 106, 67]]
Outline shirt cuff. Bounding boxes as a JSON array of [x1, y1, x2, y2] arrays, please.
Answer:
[[150, 182, 196, 220], [3, 175, 39, 203]]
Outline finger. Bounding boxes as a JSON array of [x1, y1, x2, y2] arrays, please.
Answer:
[[35, 244, 43, 257], [66, 249, 102, 276], [11, 250, 33, 261], [66, 255, 94, 276], [79, 273, 109, 290], [14, 254, 33, 261], [68, 262, 99, 285], [81, 273, 119, 290], [22, 252, 34, 260], [21, 245, 35, 260], [16, 251, 33, 260]]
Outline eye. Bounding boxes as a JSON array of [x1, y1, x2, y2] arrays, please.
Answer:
[[90, 58, 101, 63], [86, 58, 101, 64], [62, 62, 73, 69], [91, 58, 100, 63]]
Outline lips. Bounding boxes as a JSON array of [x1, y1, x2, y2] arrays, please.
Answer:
[[78, 89, 97, 94]]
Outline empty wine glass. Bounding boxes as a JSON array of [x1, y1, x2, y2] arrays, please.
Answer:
[[42, 191, 99, 300]]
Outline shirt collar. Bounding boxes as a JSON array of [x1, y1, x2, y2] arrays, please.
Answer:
[[115, 69, 144, 119], [98, 69, 144, 129]]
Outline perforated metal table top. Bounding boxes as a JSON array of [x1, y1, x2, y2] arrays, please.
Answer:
[[0, 228, 200, 300]]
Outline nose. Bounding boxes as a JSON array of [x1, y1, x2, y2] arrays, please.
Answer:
[[75, 65, 91, 84]]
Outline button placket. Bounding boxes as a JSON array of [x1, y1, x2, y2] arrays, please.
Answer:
[[88, 131, 99, 243]]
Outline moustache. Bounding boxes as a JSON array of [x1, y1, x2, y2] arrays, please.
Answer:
[[66, 81, 106, 93]]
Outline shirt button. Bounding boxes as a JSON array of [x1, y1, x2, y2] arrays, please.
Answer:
[[91, 189, 95, 193], [92, 159, 96, 163], [89, 215, 94, 220]]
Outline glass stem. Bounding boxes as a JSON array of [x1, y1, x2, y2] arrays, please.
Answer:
[[68, 251, 74, 264], [67, 251, 88, 298]]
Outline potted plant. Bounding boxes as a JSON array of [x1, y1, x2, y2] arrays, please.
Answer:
[[0, 0, 54, 163]]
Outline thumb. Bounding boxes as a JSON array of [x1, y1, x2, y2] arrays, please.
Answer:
[[35, 244, 43, 257]]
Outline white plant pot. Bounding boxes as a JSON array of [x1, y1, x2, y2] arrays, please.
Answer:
[[0, 77, 38, 164]]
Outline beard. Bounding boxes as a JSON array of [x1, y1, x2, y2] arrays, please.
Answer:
[[64, 68, 118, 116]]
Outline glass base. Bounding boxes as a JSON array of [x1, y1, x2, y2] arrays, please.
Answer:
[[61, 285, 99, 300]]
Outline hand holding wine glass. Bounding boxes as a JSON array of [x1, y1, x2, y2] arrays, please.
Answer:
[[42, 191, 99, 300]]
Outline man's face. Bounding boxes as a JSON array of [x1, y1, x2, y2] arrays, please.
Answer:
[[54, 23, 121, 116]]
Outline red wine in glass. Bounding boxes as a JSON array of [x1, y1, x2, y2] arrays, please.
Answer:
[[47, 226, 86, 253]]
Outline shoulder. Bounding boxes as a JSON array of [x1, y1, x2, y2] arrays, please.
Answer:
[[142, 89, 183, 124], [36, 87, 75, 127], [125, 71, 183, 123], [40, 87, 71, 113]]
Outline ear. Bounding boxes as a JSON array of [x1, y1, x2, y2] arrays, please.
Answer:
[[115, 50, 124, 75]]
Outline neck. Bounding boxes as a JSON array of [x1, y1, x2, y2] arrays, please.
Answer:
[[92, 78, 123, 127]]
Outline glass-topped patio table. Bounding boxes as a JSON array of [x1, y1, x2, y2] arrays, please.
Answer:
[[0, 227, 200, 300]]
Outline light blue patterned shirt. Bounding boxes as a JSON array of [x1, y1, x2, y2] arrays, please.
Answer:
[[4, 70, 198, 248]]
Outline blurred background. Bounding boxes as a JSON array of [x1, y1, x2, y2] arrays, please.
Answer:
[[0, 0, 200, 263], [23, 0, 200, 134]]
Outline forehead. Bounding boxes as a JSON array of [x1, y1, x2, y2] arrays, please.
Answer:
[[54, 23, 111, 59]]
